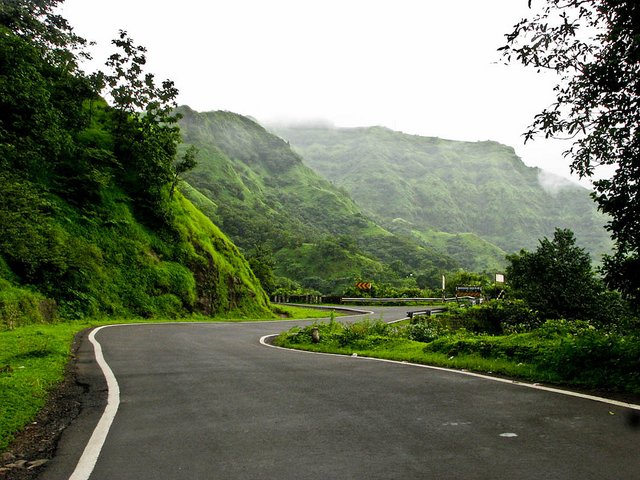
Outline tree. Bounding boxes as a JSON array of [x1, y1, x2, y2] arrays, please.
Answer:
[[246, 244, 276, 295], [170, 145, 198, 198], [0, 0, 92, 183], [500, 0, 640, 302], [506, 228, 603, 320], [103, 30, 196, 214], [0, 0, 88, 69]]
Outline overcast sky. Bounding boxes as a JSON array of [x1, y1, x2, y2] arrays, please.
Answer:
[[60, 0, 584, 186]]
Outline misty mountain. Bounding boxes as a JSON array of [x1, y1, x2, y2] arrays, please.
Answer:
[[269, 124, 611, 261], [176, 107, 460, 293]]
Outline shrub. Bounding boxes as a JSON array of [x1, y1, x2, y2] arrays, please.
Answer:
[[439, 299, 540, 334], [406, 317, 450, 342], [339, 320, 392, 346], [489, 299, 542, 333], [540, 329, 640, 392], [534, 319, 596, 338], [0, 286, 57, 329]]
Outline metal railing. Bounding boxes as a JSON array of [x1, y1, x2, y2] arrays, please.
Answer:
[[340, 297, 479, 303]]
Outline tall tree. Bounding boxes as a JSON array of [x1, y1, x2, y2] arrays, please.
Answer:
[[0, 0, 92, 182], [0, 0, 91, 80], [506, 228, 603, 320], [103, 30, 195, 215], [500, 0, 640, 302]]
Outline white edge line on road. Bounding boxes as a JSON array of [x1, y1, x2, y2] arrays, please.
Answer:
[[69, 325, 120, 480], [65, 315, 370, 479], [259, 334, 640, 412]]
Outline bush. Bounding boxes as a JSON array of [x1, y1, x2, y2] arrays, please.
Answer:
[[339, 320, 394, 346], [488, 299, 542, 333], [406, 317, 450, 342], [540, 329, 640, 392], [423, 330, 551, 363], [0, 286, 57, 329], [588, 290, 634, 330], [534, 319, 596, 338], [439, 299, 540, 334]]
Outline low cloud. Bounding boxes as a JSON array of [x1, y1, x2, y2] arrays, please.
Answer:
[[262, 116, 335, 129], [537, 170, 580, 195]]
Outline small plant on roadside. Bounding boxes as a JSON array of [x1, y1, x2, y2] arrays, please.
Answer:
[[406, 317, 450, 343], [340, 320, 381, 346]]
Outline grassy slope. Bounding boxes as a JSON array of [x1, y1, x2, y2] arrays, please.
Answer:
[[177, 107, 458, 292], [394, 223, 508, 272], [0, 182, 271, 325], [271, 125, 612, 261]]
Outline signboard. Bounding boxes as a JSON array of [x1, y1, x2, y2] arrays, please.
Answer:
[[355, 282, 372, 290], [495, 273, 505, 283], [455, 286, 482, 297]]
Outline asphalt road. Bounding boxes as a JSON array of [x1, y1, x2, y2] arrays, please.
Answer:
[[43, 307, 639, 479]]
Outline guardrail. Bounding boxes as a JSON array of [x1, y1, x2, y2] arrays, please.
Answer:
[[341, 297, 456, 303], [406, 307, 448, 319], [341, 297, 480, 304]]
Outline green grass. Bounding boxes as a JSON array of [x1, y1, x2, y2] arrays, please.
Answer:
[[1, 322, 86, 452], [270, 305, 348, 320], [274, 319, 640, 397], [274, 329, 549, 383], [0, 305, 325, 452]]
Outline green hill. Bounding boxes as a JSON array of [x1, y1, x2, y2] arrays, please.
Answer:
[[177, 107, 458, 293], [269, 125, 611, 261], [0, 9, 270, 325]]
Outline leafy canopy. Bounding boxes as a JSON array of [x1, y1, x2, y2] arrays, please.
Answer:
[[506, 228, 603, 321], [500, 0, 640, 302]]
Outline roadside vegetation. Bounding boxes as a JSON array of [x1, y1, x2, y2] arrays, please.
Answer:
[[276, 229, 640, 398], [275, 313, 640, 396]]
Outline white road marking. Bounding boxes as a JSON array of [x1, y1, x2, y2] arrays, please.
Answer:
[[68, 319, 638, 480], [69, 326, 120, 480], [260, 334, 640, 411]]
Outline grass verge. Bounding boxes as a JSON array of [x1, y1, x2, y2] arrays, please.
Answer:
[[273, 318, 640, 399]]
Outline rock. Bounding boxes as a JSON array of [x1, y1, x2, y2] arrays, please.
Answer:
[[27, 459, 49, 470], [311, 327, 320, 343], [5, 460, 27, 469]]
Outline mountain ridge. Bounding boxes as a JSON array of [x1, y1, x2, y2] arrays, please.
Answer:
[[268, 123, 611, 260], [177, 106, 460, 294]]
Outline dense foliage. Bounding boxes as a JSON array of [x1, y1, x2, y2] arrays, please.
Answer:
[[500, 0, 640, 302], [506, 228, 605, 321], [0, 1, 270, 324]]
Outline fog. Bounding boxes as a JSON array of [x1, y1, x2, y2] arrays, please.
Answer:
[[537, 170, 582, 196]]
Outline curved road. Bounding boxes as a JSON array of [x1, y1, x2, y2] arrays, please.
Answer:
[[43, 307, 639, 479]]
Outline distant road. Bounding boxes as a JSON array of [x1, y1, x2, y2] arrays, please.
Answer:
[[44, 307, 640, 479]]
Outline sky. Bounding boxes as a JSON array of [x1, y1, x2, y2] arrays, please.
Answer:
[[59, 0, 585, 187]]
